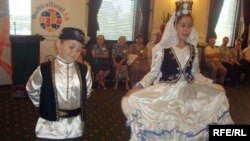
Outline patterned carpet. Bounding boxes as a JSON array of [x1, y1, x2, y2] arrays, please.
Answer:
[[0, 86, 130, 141]]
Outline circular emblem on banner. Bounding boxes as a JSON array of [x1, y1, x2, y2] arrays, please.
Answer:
[[39, 8, 62, 32]]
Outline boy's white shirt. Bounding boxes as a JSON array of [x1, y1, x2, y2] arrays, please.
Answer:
[[26, 56, 92, 139]]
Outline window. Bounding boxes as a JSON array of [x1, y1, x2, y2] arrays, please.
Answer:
[[97, 0, 137, 41], [215, 0, 239, 46], [9, 0, 31, 35]]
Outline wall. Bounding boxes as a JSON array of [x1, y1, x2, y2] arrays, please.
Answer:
[[149, 0, 172, 41], [150, 0, 210, 43]]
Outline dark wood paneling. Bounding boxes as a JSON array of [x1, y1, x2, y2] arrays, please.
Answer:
[[10, 35, 44, 98]]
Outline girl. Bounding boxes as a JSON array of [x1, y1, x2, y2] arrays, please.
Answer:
[[121, 1, 233, 140]]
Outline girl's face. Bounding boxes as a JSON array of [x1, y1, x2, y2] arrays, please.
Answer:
[[57, 40, 82, 63], [175, 16, 193, 42]]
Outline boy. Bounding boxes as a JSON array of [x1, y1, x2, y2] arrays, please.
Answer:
[[26, 27, 92, 141]]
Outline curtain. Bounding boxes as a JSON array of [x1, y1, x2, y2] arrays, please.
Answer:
[[87, 0, 103, 45], [138, 0, 151, 44], [241, 0, 250, 49], [206, 0, 224, 41]]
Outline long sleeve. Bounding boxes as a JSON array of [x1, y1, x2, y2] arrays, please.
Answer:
[[138, 48, 164, 87], [26, 66, 43, 107], [219, 47, 226, 62], [192, 47, 213, 83], [243, 47, 250, 62], [84, 61, 92, 98]]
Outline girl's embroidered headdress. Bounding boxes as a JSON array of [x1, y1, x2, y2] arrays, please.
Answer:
[[175, 0, 193, 17]]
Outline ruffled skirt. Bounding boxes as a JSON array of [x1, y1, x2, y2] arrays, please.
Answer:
[[122, 81, 233, 141]]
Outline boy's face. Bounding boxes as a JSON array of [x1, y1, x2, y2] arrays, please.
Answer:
[[57, 39, 83, 63]]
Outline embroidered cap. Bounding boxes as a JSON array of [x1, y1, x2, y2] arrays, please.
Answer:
[[175, 0, 193, 17], [59, 27, 85, 45]]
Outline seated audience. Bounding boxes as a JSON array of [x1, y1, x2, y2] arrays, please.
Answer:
[[91, 35, 111, 89], [112, 36, 130, 90], [243, 40, 250, 62], [220, 37, 240, 86], [230, 39, 246, 84], [243, 40, 250, 82], [127, 34, 150, 87], [204, 37, 227, 84]]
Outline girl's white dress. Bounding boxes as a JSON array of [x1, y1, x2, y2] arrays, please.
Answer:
[[122, 45, 233, 141]]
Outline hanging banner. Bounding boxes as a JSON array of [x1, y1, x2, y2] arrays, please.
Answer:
[[32, 0, 88, 63], [0, 0, 12, 85]]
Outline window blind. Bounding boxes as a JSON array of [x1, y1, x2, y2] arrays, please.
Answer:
[[9, 0, 31, 35], [97, 0, 137, 41], [215, 0, 239, 46]]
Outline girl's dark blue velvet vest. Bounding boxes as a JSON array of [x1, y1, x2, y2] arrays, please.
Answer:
[[40, 61, 87, 121], [160, 43, 195, 83]]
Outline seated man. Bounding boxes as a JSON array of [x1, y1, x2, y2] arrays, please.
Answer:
[[243, 40, 250, 82], [229, 39, 245, 85], [204, 37, 227, 84], [220, 37, 240, 86]]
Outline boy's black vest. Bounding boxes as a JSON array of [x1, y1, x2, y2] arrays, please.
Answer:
[[160, 44, 195, 83], [40, 60, 87, 121]]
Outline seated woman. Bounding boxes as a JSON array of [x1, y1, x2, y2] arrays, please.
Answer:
[[91, 35, 111, 89], [121, 1, 233, 140], [127, 34, 150, 87], [112, 36, 130, 90]]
